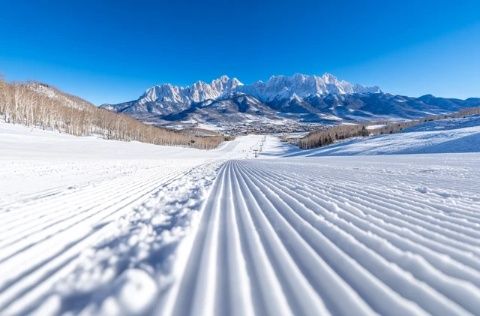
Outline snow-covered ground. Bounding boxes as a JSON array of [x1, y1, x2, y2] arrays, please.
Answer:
[[163, 155, 480, 316], [0, 123, 263, 315], [286, 115, 480, 157], [1, 118, 480, 315]]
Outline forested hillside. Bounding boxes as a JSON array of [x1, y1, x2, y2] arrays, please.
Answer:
[[0, 79, 224, 149], [298, 107, 480, 149]]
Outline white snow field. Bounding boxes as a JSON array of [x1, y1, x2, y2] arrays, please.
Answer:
[[0, 123, 262, 315], [1, 119, 480, 315], [161, 155, 480, 316], [286, 115, 480, 157]]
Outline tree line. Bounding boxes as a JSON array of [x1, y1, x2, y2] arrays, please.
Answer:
[[0, 79, 225, 149], [298, 107, 480, 149]]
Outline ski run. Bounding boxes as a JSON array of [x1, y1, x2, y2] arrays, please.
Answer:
[[1, 121, 480, 315]]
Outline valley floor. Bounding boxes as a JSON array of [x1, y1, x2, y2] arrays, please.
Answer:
[[1, 122, 480, 315]]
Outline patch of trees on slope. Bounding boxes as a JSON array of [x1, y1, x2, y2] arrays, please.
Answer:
[[0, 79, 224, 149], [298, 107, 480, 149]]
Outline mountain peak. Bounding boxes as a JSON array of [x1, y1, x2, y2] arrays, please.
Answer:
[[216, 75, 231, 82], [107, 72, 383, 117], [142, 73, 381, 105], [238, 73, 380, 101], [321, 72, 337, 81], [139, 75, 244, 107]]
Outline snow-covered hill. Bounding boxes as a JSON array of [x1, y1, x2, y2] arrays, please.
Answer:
[[102, 74, 480, 131], [0, 79, 224, 148], [25, 82, 94, 111], [287, 115, 480, 156]]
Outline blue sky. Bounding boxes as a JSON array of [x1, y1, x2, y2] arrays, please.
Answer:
[[0, 0, 479, 104]]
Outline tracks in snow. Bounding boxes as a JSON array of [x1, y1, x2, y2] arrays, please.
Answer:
[[0, 163, 204, 315], [162, 159, 480, 316]]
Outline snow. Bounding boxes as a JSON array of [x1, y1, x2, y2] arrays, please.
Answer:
[[195, 123, 223, 131], [1, 119, 480, 315], [0, 122, 261, 315], [138, 73, 377, 107], [137, 76, 242, 110], [0, 122, 214, 203], [105, 73, 382, 119], [26, 82, 92, 110], [366, 124, 386, 130], [287, 116, 480, 157], [162, 155, 480, 315], [238, 73, 380, 102]]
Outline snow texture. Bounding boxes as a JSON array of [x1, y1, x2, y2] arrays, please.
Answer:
[[1, 118, 480, 315]]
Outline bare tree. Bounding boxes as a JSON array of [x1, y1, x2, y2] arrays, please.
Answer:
[[299, 107, 480, 149], [0, 80, 225, 149]]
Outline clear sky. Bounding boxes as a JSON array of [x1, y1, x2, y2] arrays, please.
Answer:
[[0, 0, 479, 104]]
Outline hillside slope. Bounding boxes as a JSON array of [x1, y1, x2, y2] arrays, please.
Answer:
[[288, 115, 480, 156], [0, 79, 224, 149]]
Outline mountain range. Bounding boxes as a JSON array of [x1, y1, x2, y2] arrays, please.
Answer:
[[101, 74, 480, 131]]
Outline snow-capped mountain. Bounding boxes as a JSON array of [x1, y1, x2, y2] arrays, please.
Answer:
[[102, 75, 243, 116], [238, 73, 380, 101], [141, 75, 242, 105], [102, 73, 378, 116], [101, 73, 480, 130]]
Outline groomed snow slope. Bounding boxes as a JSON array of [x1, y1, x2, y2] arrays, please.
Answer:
[[1, 121, 480, 315], [162, 156, 480, 316], [0, 123, 264, 315]]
